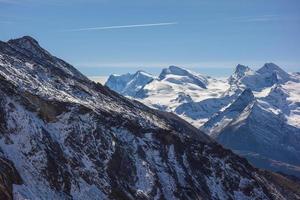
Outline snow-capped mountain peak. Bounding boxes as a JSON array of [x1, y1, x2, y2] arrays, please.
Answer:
[[235, 64, 251, 76], [228, 63, 292, 92], [133, 70, 155, 80], [257, 62, 290, 83], [228, 64, 254, 85], [159, 65, 192, 79], [105, 70, 155, 96], [159, 65, 208, 89], [202, 88, 255, 135], [258, 63, 287, 74], [227, 88, 255, 111]]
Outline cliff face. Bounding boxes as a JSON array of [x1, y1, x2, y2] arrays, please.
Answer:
[[0, 156, 22, 200], [0, 36, 299, 200]]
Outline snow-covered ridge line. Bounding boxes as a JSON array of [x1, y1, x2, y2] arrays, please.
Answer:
[[105, 62, 299, 127]]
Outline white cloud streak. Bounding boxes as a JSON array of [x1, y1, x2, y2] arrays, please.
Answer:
[[60, 22, 178, 32]]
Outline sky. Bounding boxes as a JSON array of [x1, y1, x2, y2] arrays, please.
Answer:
[[1, 0, 300, 81]]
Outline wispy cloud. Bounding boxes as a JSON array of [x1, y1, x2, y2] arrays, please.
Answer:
[[60, 22, 178, 32]]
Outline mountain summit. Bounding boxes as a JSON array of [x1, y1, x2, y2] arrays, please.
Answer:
[[159, 65, 208, 89], [228, 63, 292, 93], [257, 62, 291, 84], [105, 70, 155, 96], [228, 64, 253, 85]]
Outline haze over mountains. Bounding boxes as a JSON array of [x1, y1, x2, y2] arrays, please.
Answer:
[[106, 62, 300, 178], [1, 36, 300, 199]]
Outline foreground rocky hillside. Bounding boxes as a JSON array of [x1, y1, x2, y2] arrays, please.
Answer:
[[0, 36, 300, 200]]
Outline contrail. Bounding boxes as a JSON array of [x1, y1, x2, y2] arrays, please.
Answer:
[[60, 22, 178, 32]]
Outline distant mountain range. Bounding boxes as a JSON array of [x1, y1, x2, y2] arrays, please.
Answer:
[[106, 63, 300, 178]]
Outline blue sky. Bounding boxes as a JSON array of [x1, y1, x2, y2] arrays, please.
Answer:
[[1, 0, 300, 78]]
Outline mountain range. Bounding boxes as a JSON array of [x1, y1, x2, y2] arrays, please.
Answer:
[[0, 36, 299, 199], [106, 62, 300, 178]]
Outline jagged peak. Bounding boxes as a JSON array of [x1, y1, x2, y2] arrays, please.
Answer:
[[234, 64, 252, 75], [258, 62, 282, 73], [174, 92, 193, 103], [169, 65, 187, 72], [227, 88, 255, 112], [109, 72, 131, 78], [228, 64, 253, 84], [236, 64, 249, 70], [108, 70, 153, 80], [7, 35, 51, 59], [240, 88, 255, 98], [1, 36, 89, 83], [236, 88, 255, 104], [257, 63, 289, 76], [8, 36, 41, 51], [105, 73, 133, 87], [8, 36, 39, 45], [267, 84, 288, 97], [133, 70, 155, 78], [105, 70, 155, 96], [159, 65, 207, 77], [159, 65, 188, 79], [135, 69, 146, 74], [159, 65, 208, 88], [257, 63, 290, 83]]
